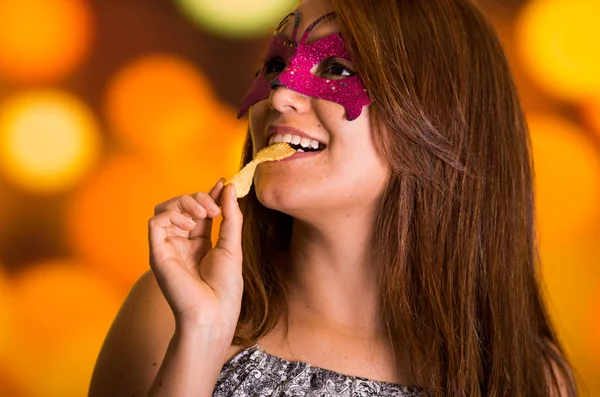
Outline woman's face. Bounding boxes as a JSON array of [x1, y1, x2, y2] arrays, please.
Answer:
[[247, 0, 389, 219]]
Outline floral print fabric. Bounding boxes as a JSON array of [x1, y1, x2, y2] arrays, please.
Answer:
[[213, 345, 424, 396]]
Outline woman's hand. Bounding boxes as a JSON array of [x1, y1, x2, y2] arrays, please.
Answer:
[[148, 179, 243, 338]]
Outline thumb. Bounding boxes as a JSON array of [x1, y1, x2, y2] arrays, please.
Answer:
[[216, 184, 243, 263]]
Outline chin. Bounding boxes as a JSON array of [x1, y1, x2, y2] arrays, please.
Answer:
[[255, 184, 302, 212], [254, 179, 322, 219]]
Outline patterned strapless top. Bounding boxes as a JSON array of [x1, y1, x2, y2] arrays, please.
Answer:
[[213, 344, 424, 396]]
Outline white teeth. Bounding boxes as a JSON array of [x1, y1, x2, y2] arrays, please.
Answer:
[[269, 133, 324, 150], [297, 149, 305, 152]]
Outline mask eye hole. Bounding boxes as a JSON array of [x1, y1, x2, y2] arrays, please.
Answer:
[[314, 57, 356, 80], [264, 56, 287, 77]]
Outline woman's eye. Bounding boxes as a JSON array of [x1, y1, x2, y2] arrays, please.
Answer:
[[320, 60, 356, 79], [264, 57, 286, 76]]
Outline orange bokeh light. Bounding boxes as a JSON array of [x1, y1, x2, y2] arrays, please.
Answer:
[[66, 152, 236, 289], [8, 260, 121, 352], [67, 155, 178, 288], [529, 115, 600, 246], [105, 54, 221, 159], [168, 102, 248, 190], [6, 260, 122, 396], [0, 0, 93, 83]]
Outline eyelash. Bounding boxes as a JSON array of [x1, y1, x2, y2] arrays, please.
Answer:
[[264, 57, 286, 76], [319, 60, 356, 79], [262, 57, 356, 79]]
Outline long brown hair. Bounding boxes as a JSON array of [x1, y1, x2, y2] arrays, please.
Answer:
[[233, 0, 577, 395]]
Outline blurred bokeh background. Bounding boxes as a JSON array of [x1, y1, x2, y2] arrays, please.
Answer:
[[0, 0, 598, 395]]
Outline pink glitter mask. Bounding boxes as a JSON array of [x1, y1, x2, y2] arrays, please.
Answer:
[[237, 11, 371, 121]]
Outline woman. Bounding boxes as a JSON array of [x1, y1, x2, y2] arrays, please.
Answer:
[[89, 0, 577, 396]]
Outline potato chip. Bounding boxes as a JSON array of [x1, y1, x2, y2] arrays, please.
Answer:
[[225, 142, 295, 198], [254, 142, 297, 162]]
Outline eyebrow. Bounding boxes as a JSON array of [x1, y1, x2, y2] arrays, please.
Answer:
[[276, 13, 293, 32], [275, 11, 300, 36], [299, 12, 336, 43], [275, 10, 338, 44]]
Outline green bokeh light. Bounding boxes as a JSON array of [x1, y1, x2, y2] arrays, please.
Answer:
[[174, 0, 297, 38]]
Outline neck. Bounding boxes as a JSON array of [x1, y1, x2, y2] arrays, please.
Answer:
[[282, 211, 385, 337]]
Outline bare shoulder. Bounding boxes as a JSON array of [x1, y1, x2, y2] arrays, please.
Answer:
[[88, 270, 175, 397], [88, 270, 242, 397]]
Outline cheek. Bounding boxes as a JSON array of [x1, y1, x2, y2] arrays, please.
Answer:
[[332, 123, 389, 186]]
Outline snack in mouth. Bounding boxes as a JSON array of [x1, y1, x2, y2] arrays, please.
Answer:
[[225, 142, 296, 198]]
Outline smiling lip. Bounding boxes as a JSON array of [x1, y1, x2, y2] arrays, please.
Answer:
[[266, 125, 325, 145], [280, 150, 322, 161]]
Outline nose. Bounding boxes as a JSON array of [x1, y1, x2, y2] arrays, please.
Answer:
[[268, 78, 310, 114]]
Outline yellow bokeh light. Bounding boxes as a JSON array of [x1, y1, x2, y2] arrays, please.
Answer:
[[517, 0, 600, 100], [6, 260, 122, 397], [174, 0, 296, 38], [0, 90, 101, 194], [0, 0, 93, 83], [105, 54, 219, 159], [529, 115, 600, 246]]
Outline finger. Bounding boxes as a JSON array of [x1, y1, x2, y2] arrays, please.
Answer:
[[177, 194, 208, 219], [148, 210, 196, 248], [154, 195, 197, 216], [189, 192, 221, 219], [215, 183, 243, 263], [155, 194, 214, 219], [210, 178, 226, 206], [189, 179, 226, 240]]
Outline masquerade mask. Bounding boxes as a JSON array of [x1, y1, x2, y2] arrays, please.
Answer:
[[237, 11, 371, 121]]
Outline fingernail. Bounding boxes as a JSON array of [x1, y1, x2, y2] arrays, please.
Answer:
[[230, 185, 237, 199], [218, 178, 226, 186]]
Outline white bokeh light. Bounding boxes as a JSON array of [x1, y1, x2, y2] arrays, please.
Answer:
[[173, 0, 296, 38]]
